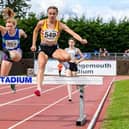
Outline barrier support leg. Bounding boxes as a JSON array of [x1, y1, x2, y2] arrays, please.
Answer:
[[76, 84, 86, 126]]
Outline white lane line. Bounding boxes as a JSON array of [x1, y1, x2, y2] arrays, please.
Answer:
[[0, 86, 10, 90], [0, 85, 65, 107], [8, 90, 79, 129], [0, 85, 31, 90], [0, 85, 36, 95], [87, 77, 115, 129], [7, 104, 66, 106]]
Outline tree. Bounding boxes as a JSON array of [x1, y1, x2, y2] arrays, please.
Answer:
[[0, 0, 31, 18]]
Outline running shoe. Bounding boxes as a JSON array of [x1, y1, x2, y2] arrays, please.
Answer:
[[10, 84, 16, 93], [68, 99, 72, 102], [34, 90, 41, 96]]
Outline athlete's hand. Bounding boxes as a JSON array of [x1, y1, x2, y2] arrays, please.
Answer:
[[75, 60, 80, 64], [30, 45, 36, 52], [81, 39, 88, 45]]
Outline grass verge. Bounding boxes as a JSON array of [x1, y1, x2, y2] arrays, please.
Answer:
[[101, 79, 129, 129]]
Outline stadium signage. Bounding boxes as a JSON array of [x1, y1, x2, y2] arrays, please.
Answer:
[[0, 76, 32, 84]]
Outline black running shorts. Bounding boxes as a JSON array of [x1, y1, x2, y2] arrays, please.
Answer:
[[39, 44, 58, 57]]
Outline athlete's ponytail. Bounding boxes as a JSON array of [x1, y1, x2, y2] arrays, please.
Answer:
[[2, 7, 15, 21]]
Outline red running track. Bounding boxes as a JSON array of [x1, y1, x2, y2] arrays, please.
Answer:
[[0, 76, 114, 129]]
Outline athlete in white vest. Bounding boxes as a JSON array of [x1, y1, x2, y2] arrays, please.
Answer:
[[65, 38, 84, 101]]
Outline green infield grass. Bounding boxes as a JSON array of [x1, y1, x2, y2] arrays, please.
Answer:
[[101, 79, 129, 129]]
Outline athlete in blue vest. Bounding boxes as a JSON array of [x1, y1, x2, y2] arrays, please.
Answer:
[[0, 8, 27, 92]]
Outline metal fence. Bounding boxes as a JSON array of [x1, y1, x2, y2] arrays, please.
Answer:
[[83, 52, 129, 60], [1, 52, 129, 62], [22, 52, 129, 60]]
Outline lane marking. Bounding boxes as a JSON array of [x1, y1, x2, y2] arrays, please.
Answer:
[[8, 90, 78, 129], [0, 85, 36, 95], [0, 86, 10, 90], [0, 85, 65, 107], [87, 77, 115, 129], [6, 103, 66, 106]]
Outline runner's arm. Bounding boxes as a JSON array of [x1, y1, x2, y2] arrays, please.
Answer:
[[60, 23, 88, 44], [76, 48, 85, 63], [19, 29, 27, 38], [0, 25, 6, 34], [32, 20, 43, 46]]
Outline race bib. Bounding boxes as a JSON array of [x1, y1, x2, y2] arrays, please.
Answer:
[[5, 40, 19, 49], [44, 30, 57, 41]]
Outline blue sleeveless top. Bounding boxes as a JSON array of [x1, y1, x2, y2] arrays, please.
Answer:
[[2, 29, 20, 50]]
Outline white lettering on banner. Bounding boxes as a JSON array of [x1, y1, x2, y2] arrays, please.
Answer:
[[34, 59, 116, 76], [77, 60, 116, 75]]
